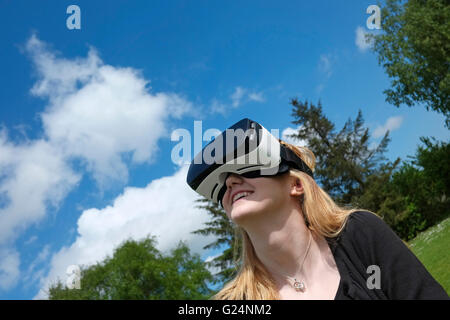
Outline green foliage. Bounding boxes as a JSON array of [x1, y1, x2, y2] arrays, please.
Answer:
[[356, 137, 449, 241], [386, 137, 450, 239], [289, 99, 397, 206], [370, 0, 450, 127], [48, 237, 214, 300]]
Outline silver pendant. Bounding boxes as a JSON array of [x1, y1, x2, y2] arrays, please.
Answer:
[[293, 279, 305, 292]]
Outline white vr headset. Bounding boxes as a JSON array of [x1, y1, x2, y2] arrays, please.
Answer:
[[186, 118, 314, 206]]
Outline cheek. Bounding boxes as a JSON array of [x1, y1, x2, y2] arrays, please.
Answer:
[[255, 180, 286, 201], [223, 179, 287, 218], [248, 182, 286, 210]]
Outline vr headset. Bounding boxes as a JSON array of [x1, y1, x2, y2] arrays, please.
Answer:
[[186, 118, 314, 206]]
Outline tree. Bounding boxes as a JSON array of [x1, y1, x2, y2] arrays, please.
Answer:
[[370, 0, 450, 127], [289, 99, 397, 206], [385, 137, 450, 240], [48, 237, 214, 300]]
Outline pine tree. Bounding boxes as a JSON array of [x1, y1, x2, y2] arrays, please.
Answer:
[[289, 99, 397, 206]]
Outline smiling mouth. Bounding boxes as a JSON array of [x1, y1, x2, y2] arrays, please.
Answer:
[[232, 191, 253, 204]]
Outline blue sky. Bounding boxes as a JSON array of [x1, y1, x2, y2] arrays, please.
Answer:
[[0, 0, 448, 299]]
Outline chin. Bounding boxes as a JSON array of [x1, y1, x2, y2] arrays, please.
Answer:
[[230, 200, 263, 223]]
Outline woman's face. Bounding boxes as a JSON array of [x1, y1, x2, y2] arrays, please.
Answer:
[[222, 173, 294, 223]]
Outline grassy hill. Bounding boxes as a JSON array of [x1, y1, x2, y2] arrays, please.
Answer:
[[408, 216, 450, 295]]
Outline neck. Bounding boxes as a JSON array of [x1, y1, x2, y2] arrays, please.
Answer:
[[241, 206, 330, 286]]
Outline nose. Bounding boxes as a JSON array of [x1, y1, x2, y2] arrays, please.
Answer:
[[225, 173, 243, 190]]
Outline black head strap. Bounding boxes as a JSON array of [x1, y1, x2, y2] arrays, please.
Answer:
[[280, 145, 314, 178]]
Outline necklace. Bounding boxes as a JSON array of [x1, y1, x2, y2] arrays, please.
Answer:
[[274, 232, 312, 292]]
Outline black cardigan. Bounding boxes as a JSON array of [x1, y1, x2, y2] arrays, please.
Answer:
[[325, 211, 449, 300]]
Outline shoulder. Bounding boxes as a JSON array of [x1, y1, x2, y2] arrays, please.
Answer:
[[338, 211, 450, 299], [346, 210, 384, 226], [336, 210, 399, 261], [343, 210, 391, 240]]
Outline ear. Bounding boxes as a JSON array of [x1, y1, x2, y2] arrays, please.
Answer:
[[290, 177, 304, 197]]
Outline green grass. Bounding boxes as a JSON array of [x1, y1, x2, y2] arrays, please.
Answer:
[[408, 216, 450, 295]]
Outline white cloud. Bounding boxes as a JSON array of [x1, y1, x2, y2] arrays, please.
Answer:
[[318, 54, 333, 79], [24, 236, 38, 246], [248, 92, 265, 103], [373, 116, 404, 138], [34, 166, 215, 299], [0, 35, 196, 293], [231, 86, 246, 108], [0, 135, 80, 245], [210, 99, 227, 116], [281, 127, 307, 147], [315, 83, 325, 94], [355, 26, 373, 52], [316, 54, 335, 93], [210, 87, 265, 114], [0, 129, 79, 290], [0, 247, 20, 290], [27, 34, 192, 186], [23, 245, 51, 287]]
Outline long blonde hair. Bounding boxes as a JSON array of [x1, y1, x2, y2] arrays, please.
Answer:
[[213, 140, 361, 300]]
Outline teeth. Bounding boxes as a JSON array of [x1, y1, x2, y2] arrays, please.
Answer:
[[233, 192, 252, 203]]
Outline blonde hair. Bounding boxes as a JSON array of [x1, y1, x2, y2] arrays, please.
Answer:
[[213, 140, 361, 300]]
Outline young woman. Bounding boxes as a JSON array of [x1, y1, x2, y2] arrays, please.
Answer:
[[210, 140, 448, 300]]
